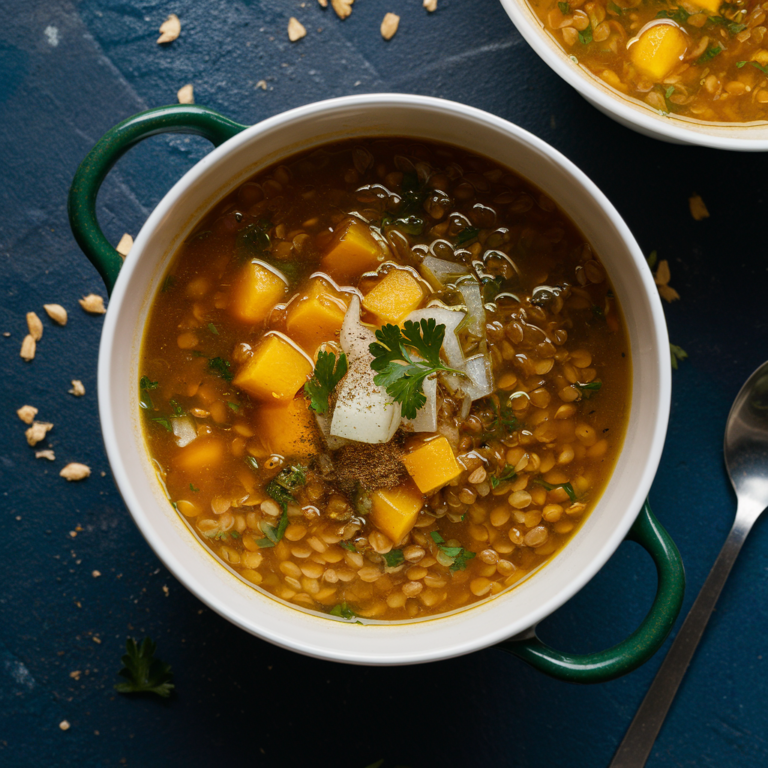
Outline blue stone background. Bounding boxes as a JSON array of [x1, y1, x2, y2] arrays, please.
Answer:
[[1, 0, 767, 766]]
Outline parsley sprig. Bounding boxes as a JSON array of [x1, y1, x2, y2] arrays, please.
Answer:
[[258, 466, 306, 548], [490, 465, 517, 489], [304, 351, 348, 414], [430, 531, 476, 571], [369, 320, 464, 420], [114, 638, 174, 698]]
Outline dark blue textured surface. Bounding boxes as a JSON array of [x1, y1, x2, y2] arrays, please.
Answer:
[[2, 1, 768, 766]]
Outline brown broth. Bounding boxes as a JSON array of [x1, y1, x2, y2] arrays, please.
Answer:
[[139, 138, 631, 623]]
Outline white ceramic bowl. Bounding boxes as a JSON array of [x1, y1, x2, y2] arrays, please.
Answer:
[[81, 94, 672, 666], [499, 0, 768, 151]]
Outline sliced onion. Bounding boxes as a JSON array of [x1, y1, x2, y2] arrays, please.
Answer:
[[419, 255, 469, 289], [340, 295, 377, 360], [401, 372, 437, 432], [171, 415, 197, 447], [462, 354, 495, 401], [315, 409, 351, 450], [456, 277, 486, 339]]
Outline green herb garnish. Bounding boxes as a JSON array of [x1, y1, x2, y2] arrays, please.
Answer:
[[340, 541, 357, 552], [578, 25, 593, 45], [439, 546, 476, 572], [330, 602, 357, 620], [647, 250, 658, 269], [490, 465, 517, 489], [161, 275, 176, 293], [273, 464, 307, 493], [574, 381, 602, 398], [670, 343, 689, 370], [257, 510, 289, 548], [245, 455, 259, 472], [608, 1, 622, 14], [455, 226, 480, 246], [655, 8, 690, 24], [151, 416, 173, 432], [190, 483, 199, 492], [484, 396, 519, 439], [697, 44, 722, 65], [558, 1, 570, 13], [227, 401, 240, 412], [266, 483, 295, 513], [208, 357, 234, 382], [399, 172, 426, 217], [382, 549, 405, 567], [369, 320, 465, 420], [207, 322, 219, 335], [430, 531, 445, 545], [737, 60, 747, 68], [752, 61, 768, 76], [533, 478, 578, 502], [711, 15, 747, 36], [114, 638, 174, 698], [381, 214, 424, 236], [304, 351, 348, 414], [169, 399, 185, 417], [665, 85, 675, 100], [139, 376, 159, 410]]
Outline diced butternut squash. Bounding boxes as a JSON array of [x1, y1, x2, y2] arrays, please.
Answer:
[[254, 396, 320, 458], [285, 276, 351, 353], [689, 0, 720, 13], [370, 479, 424, 544], [320, 217, 383, 282], [401, 435, 462, 494], [362, 268, 426, 325], [174, 437, 225, 473], [229, 260, 288, 324], [629, 23, 688, 82], [233, 332, 313, 402]]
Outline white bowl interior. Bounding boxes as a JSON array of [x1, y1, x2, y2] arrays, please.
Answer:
[[99, 94, 670, 665], [498, 0, 768, 151]]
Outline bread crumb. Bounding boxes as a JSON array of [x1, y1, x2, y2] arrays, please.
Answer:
[[288, 17, 307, 41], [157, 14, 181, 44], [59, 720, 70, 731], [177, 84, 194, 104], [69, 670, 81, 680], [60, 463, 91, 481], [69, 380, 86, 397], [423, 0, 438, 10], [256, 79, 268, 90], [92, 636, 101, 644], [381, 12, 400, 39], [44, 304, 68, 325], [20, 334, 36, 361], [36, 449, 56, 461], [116, 233, 133, 258], [689, 194, 709, 221], [79, 294, 106, 314], [332, 0, 353, 19], [92, 570, 101, 578], [17, 405, 38, 424], [162, 585, 169, 596], [26, 421, 53, 446], [318, 0, 328, 6], [27, 312, 43, 341], [654, 259, 680, 303]]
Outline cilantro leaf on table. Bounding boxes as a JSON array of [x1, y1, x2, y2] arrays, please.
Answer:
[[114, 638, 174, 698], [369, 320, 464, 420], [304, 351, 348, 414], [670, 343, 689, 370]]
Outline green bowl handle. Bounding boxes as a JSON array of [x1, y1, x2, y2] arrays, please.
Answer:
[[496, 500, 685, 683], [67, 104, 248, 294]]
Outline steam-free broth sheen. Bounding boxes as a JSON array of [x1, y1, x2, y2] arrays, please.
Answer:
[[139, 138, 631, 623]]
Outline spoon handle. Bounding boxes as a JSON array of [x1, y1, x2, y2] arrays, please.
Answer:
[[609, 516, 752, 768]]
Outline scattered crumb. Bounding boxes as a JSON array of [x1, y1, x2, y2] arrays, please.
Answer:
[[288, 17, 307, 41], [59, 720, 70, 731], [654, 259, 680, 303], [423, 0, 437, 10], [256, 79, 268, 90], [689, 194, 709, 221], [157, 14, 181, 44], [69, 531, 77, 538], [116, 233, 133, 258], [69, 670, 81, 680], [36, 449, 56, 461], [44, 304, 68, 325], [332, 0, 353, 19], [3, 331, 9, 336], [17, 405, 38, 424], [27, 312, 43, 341], [26, 421, 54, 446], [20, 334, 36, 361], [380, 12, 400, 40], [92, 636, 101, 644], [79, 294, 106, 314], [60, 463, 91, 482], [162, 585, 169, 597], [177, 84, 194, 104], [317, 0, 327, 6], [69, 380, 86, 397], [92, 570, 101, 578]]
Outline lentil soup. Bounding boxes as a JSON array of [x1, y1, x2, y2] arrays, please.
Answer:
[[529, 0, 768, 123], [139, 138, 631, 623]]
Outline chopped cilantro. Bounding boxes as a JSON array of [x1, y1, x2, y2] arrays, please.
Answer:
[[244, 455, 259, 472], [369, 320, 465, 420], [665, 85, 675, 100], [340, 541, 357, 552], [208, 356, 234, 382], [455, 226, 480, 246], [592, 304, 605, 320], [655, 8, 690, 24], [533, 478, 578, 503], [265, 483, 295, 513], [737, 60, 747, 68], [670, 343, 689, 370], [608, 1, 622, 14], [274, 464, 307, 493], [161, 275, 176, 293], [647, 250, 658, 269], [139, 376, 158, 410], [256, 510, 289, 548], [140, 376, 158, 391], [304, 351, 348, 414], [330, 602, 357, 620], [752, 61, 768, 76], [697, 45, 722, 66], [574, 381, 603, 398], [558, 1, 570, 13], [151, 416, 172, 432], [169, 399, 185, 417], [382, 549, 405, 568], [227, 401, 240, 412], [490, 465, 517, 489], [711, 15, 747, 36], [484, 396, 519, 439], [114, 638, 174, 698], [207, 322, 219, 335], [430, 531, 445, 545], [229, 530, 240, 540], [399, 172, 427, 217], [189, 483, 199, 492], [578, 25, 593, 45], [439, 545, 476, 572]]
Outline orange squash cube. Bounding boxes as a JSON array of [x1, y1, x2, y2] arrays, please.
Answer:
[[254, 396, 320, 458], [690, 0, 720, 12], [362, 267, 426, 325], [401, 435, 462, 494], [629, 23, 687, 82], [370, 479, 425, 544], [320, 217, 383, 283], [174, 437, 225, 473], [285, 276, 351, 354], [229, 260, 288, 324], [233, 332, 313, 402]]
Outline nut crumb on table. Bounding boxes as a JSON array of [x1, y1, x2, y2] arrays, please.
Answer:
[[157, 14, 180, 44]]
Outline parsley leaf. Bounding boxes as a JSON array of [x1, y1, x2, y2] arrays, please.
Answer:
[[265, 483, 295, 513], [114, 638, 174, 698], [227, 401, 240, 412], [578, 25, 593, 45], [574, 381, 603, 398], [670, 343, 689, 370], [697, 44, 722, 65], [737, 60, 747, 68], [256, 510, 289, 548], [608, 1, 622, 14], [382, 549, 405, 567], [304, 351, 348, 414], [330, 602, 357, 620], [752, 61, 768, 76], [208, 357, 234, 382], [558, 1, 570, 13], [151, 416, 172, 432], [455, 226, 480, 245], [533, 478, 578, 503], [245, 455, 259, 473], [711, 15, 747, 36], [430, 531, 445, 545], [274, 464, 307, 493], [139, 376, 158, 410], [189, 483, 199, 492], [369, 320, 464, 420], [340, 541, 357, 552], [207, 322, 219, 335], [484, 396, 519, 439], [655, 8, 690, 24], [161, 275, 176, 292], [490, 465, 517, 489], [665, 85, 676, 100], [439, 545, 476, 572], [140, 376, 158, 391]]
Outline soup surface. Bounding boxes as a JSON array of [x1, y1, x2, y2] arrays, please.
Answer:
[[139, 138, 631, 623], [529, 0, 768, 123]]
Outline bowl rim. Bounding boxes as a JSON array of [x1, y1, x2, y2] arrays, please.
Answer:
[[498, 0, 768, 151], [98, 93, 672, 664]]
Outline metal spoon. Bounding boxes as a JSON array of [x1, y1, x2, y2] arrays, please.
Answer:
[[610, 360, 768, 768]]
